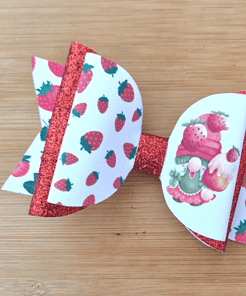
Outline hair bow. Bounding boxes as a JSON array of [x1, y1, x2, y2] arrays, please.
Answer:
[[2, 42, 246, 253]]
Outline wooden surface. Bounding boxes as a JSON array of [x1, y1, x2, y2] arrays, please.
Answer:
[[1, 1, 246, 295]]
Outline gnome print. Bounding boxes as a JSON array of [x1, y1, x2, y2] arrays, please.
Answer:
[[166, 111, 240, 206]]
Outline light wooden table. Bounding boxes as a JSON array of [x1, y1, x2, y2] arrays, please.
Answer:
[[1, 1, 246, 295]]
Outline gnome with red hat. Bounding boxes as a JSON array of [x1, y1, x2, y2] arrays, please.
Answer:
[[167, 111, 240, 206]]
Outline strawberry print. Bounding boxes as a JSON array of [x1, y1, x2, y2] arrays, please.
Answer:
[[118, 80, 134, 102], [48, 61, 65, 78], [115, 112, 126, 132], [83, 194, 95, 208], [101, 56, 118, 77], [80, 131, 103, 153], [97, 95, 109, 114], [72, 103, 87, 118], [54, 178, 73, 192], [40, 119, 50, 141], [60, 152, 79, 165], [113, 177, 124, 189], [234, 220, 246, 244], [56, 202, 63, 205], [12, 155, 31, 177], [31, 56, 36, 71], [36, 81, 59, 112], [105, 150, 116, 168], [207, 111, 229, 132], [123, 143, 137, 160], [226, 146, 240, 162], [23, 173, 38, 194], [181, 119, 207, 152], [86, 171, 99, 186], [77, 63, 94, 93], [132, 108, 142, 122]]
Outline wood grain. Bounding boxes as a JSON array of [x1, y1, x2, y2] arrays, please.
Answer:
[[1, 1, 246, 295]]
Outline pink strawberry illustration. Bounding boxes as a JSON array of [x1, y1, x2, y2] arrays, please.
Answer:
[[101, 56, 118, 77], [77, 63, 94, 93], [72, 103, 87, 118], [12, 155, 31, 177], [80, 131, 103, 153], [31, 56, 36, 71], [86, 171, 99, 186], [83, 194, 95, 208], [182, 119, 207, 152], [234, 220, 246, 244], [118, 80, 134, 102], [56, 202, 63, 205], [36, 81, 59, 112], [54, 178, 73, 192], [60, 152, 79, 165], [132, 108, 142, 122], [113, 177, 124, 189], [97, 95, 109, 114], [123, 143, 137, 160], [48, 61, 65, 78], [115, 112, 126, 132], [226, 146, 240, 162], [207, 111, 229, 132], [105, 150, 116, 168]]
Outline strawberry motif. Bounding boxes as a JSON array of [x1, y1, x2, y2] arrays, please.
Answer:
[[54, 178, 73, 192], [72, 103, 87, 118], [97, 95, 109, 114], [77, 63, 94, 93], [80, 131, 103, 153], [40, 119, 50, 142], [86, 171, 99, 186], [118, 80, 134, 102], [123, 143, 137, 160], [105, 150, 116, 168], [23, 173, 38, 194], [226, 146, 240, 162], [207, 111, 229, 132], [115, 112, 126, 132], [181, 119, 207, 152], [56, 202, 63, 205], [234, 220, 246, 244], [48, 61, 65, 78], [31, 56, 36, 71], [36, 81, 59, 112], [132, 108, 142, 122], [60, 152, 79, 165], [101, 56, 118, 77], [113, 177, 124, 189], [83, 194, 96, 208], [12, 155, 31, 177]]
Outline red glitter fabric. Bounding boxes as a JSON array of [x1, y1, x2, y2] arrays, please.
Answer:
[[133, 133, 168, 177], [29, 42, 96, 217]]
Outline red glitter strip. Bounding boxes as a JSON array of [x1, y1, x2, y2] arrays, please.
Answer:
[[133, 133, 168, 177], [29, 42, 96, 217]]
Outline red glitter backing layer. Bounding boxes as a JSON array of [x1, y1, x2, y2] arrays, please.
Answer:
[[133, 133, 168, 177], [29, 42, 96, 217]]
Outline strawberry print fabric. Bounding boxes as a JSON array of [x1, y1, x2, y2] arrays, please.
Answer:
[[161, 93, 246, 241], [47, 52, 143, 206], [2, 57, 63, 195]]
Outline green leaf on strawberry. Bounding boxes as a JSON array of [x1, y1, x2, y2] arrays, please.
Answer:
[[65, 178, 73, 192], [233, 145, 240, 156], [104, 66, 118, 76], [118, 80, 128, 96], [82, 63, 94, 73], [72, 109, 80, 118], [23, 173, 38, 194], [36, 81, 53, 97], [129, 146, 137, 160], [80, 136, 93, 154], [211, 110, 229, 117], [182, 118, 206, 127], [40, 126, 48, 141], [99, 95, 109, 102], [105, 150, 114, 159], [117, 112, 126, 121], [22, 155, 31, 163], [234, 220, 246, 235]]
